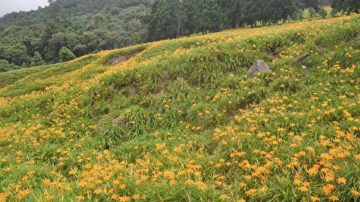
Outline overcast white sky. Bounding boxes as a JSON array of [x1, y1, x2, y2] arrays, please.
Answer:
[[0, 0, 49, 17]]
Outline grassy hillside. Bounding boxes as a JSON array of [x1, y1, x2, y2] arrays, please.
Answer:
[[0, 15, 360, 201]]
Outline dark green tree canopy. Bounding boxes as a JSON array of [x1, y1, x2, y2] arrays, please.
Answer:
[[0, 0, 346, 71], [331, 0, 360, 14], [59, 47, 76, 62], [147, 0, 328, 41], [0, 0, 153, 70]]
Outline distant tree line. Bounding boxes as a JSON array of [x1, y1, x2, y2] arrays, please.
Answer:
[[0, 0, 152, 72], [147, 0, 358, 41], [0, 0, 358, 72], [331, 0, 360, 14]]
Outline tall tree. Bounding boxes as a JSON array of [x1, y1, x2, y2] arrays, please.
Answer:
[[31, 51, 45, 66], [59, 47, 76, 62], [303, 0, 322, 10], [2, 44, 30, 66], [331, 0, 360, 14], [194, 0, 221, 33], [147, 0, 181, 41], [180, 0, 197, 35]]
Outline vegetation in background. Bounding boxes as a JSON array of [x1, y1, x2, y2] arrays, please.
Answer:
[[331, 0, 360, 14], [147, 0, 334, 41], [0, 15, 359, 201], [0, 0, 153, 70], [1, 0, 359, 71]]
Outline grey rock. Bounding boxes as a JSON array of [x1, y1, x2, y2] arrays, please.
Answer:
[[112, 117, 125, 127], [248, 60, 271, 78]]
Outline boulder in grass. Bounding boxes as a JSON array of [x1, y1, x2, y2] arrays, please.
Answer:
[[248, 60, 271, 78]]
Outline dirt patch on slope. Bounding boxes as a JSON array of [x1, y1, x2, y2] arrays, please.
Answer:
[[106, 50, 143, 66]]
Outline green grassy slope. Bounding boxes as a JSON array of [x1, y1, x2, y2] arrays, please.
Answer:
[[0, 16, 359, 201]]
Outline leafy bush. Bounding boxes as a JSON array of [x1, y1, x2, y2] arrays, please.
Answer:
[[59, 47, 76, 62]]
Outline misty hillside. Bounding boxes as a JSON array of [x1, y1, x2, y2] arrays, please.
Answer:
[[0, 0, 153, 69]]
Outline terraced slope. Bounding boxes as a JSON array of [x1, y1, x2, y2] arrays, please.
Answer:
[[0, 15, 360, 201]]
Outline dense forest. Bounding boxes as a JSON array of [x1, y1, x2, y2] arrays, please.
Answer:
[[0, 0, 358, 72], [147, 0, 330, 41], [0, 0, 153, 71]]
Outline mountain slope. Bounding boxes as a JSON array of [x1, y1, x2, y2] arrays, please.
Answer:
[[0, 0, 152, 70], [0, 15, 360, 201]]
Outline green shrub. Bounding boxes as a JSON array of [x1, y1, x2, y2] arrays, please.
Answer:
[[59, 47, 76, 62]]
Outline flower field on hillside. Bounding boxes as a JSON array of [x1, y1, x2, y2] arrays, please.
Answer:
[[0, 15, 359, 201]]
